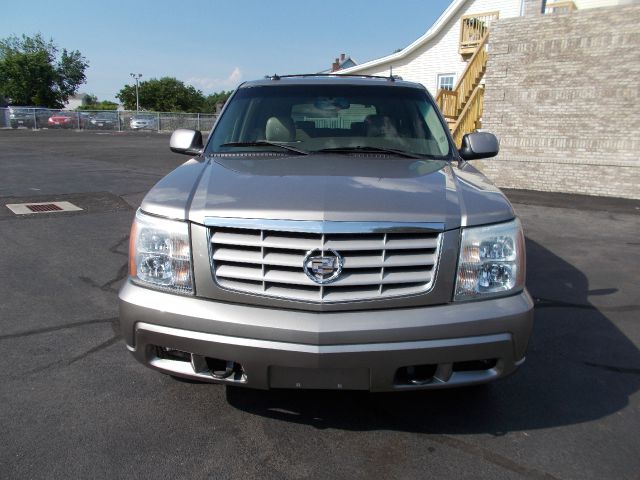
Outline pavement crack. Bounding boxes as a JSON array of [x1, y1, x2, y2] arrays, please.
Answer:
[[76, 237, 129, 292], [583, 361, 640, 375], [101, 262, 129, 290], [79, 275, 102, 289], [80, 169, 161, 178], [534, 297, 596, 310], [0, 317, 118, 341], [22, 335, 121, 376], [428, 435, 560, 479], [533, 297, 639, 313], [109, 234, 130, 257], [120, 189, 151, 197], [67, 335, 121, 365], [79, 261, 128, 293], [603, 305, 640, 313]]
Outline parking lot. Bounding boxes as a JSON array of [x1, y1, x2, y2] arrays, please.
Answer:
[[0, 129, 638, 479], [1, 107, 218, 133]]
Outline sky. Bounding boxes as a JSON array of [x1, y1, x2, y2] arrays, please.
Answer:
[[1, 0, 452, 102]]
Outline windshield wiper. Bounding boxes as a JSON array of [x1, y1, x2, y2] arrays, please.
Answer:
[[219, 141, 308, 155], [314, 146, 423, 159]]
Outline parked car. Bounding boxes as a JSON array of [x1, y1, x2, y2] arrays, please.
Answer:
[[130, 114, 157, 130], [88, 111, 119, 129], [119, 75, 533, 391], [9, 107, 51, 129]]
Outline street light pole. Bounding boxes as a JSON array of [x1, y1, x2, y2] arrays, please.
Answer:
[[129, 73, 143, 112]]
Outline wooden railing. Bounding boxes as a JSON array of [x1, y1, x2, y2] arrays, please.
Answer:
[[435, 17, 493, 147], [459, 11, 498, 55], [451, 85, 484, 147], [435, 89, 458, 120], [455, 30, 488, 110], [545, 1, 576, 14], [436, 30, 489, 118]]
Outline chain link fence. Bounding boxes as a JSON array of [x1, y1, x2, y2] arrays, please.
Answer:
[[0, 107, 218, 132]]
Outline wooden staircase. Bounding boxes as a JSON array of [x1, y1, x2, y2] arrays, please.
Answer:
[[435, 30, 489, 147]]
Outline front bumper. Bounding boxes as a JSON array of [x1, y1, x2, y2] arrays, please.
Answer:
[[119, 281, 534, 391]]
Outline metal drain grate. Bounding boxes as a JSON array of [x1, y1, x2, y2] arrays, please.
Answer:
[[26, 203, 63, 212], [6, 201, 83, 215]]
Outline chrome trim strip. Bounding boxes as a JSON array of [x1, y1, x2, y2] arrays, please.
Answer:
[[203, 217, 445, 233], [135, 322, 511, 354]]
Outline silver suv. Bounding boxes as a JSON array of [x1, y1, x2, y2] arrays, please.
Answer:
[[118, 75, 533, 391]]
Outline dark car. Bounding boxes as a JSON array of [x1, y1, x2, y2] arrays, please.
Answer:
[[9, 107, 52, 129], [88, 111, 119, 130]]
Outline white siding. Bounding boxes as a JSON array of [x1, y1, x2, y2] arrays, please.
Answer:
[[575, 0, 638, 8], [65, 99, 83, 110], [345, 0, 521, 93]]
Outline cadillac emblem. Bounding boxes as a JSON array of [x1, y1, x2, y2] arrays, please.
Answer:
[[303, 249, 344, 284]]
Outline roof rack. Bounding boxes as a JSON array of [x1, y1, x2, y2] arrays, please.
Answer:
[[264, 73, 403, 82]]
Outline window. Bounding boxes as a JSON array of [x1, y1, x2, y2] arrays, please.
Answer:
[[437, 74, 455, 91], [207, 84, 452, 158]]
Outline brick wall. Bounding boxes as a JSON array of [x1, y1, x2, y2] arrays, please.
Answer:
[[478, 3, 640, 199]]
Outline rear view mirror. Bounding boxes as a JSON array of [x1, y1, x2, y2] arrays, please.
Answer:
[[459, 132, 499, 160], [170, 129, 203, 156]]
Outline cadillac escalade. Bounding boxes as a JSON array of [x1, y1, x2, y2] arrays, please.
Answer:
[[118, 75, 534, 391]]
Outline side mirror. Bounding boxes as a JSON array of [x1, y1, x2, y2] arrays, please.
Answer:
[[170, 128, 203, 156], [459, 132, 499, 160]]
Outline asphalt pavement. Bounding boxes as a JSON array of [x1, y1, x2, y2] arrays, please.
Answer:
[[0, 129, 638, 479]]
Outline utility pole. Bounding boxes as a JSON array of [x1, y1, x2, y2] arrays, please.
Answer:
[[129, 73, 143, 112]]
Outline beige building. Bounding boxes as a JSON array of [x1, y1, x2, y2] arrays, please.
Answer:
[[339, 0, 640, 199]]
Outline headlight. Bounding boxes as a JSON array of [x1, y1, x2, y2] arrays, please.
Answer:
[[454, 219, 525, 301], [128, 210, 193, 294]]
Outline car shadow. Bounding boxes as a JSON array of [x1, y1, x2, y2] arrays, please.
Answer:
[[225, 238, 640, 434]]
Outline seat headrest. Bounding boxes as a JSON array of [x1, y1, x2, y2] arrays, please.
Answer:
[[265, 116, 295, 142], [350, 121, 366, 136], [365, 114, 398, 137]]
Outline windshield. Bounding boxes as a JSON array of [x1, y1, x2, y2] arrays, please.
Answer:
[[206, 84, 452, 158]]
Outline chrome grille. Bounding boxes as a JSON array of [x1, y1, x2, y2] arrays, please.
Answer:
[[208, 222, 442, 302]]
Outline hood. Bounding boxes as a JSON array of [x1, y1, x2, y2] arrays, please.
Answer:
[[141, 154, 514, 230]]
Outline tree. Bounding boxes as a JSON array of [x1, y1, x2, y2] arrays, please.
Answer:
[[116, 77, 206, 112], [0, 34, 88, 108], [204, 90, 232, 113], [77, 94, 118, 111], [82, 94, 98, 106]]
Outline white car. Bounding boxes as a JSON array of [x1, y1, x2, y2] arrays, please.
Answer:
[[130, 114, 157, 130]]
